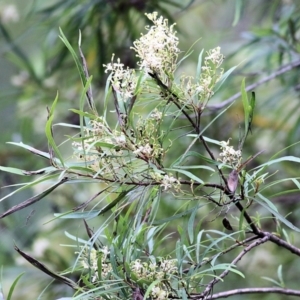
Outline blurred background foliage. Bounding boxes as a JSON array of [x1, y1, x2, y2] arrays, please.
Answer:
[[1, 0, 300, 299]]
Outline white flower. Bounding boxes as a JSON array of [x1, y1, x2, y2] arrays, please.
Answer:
[[160, 258, 177, 273], [133, 143, 153, 156], [151, 286, 168, 299], [205, 46, 224, 67], [150, 108, 163, 121], [219, 139, 242, 167], [131, 259, 143, 273], [103, 55, 138, 101], [114, 134, 126, 146], [0, 4, 19, 23], [131, 12, 179, 74], [101, 246, 110, 260], [160, 174, 179, 191]]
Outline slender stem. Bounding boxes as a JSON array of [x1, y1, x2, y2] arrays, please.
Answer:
[[208, 58, 300, 111], [199, 236, 270, 299], [202, 287, 300, 300]]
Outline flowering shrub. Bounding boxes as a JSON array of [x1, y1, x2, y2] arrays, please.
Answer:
[[1, 11, 300, 300]]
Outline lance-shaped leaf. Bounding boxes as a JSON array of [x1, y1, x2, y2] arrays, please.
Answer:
[[45, 92, 65, 167], [59, 28, 93, 111], [14, 245, 80, 290], [0, 177, 68, 219], [6, 272, 24, 300], [240, 79, 256, 148], [78, 30, 96, 112], [97, 186, 136, 216], [7, 142, 52, 160]]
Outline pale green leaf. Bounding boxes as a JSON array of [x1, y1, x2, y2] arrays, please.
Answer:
[[45, 92, 65, 167], [165, 168, 204, 184]]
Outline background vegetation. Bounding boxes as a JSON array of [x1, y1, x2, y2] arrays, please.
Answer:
[[1, 0, 300, 299]]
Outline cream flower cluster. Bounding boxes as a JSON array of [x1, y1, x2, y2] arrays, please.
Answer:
[[178, 47, 224, 106], [219, 139, 242, 167], [72, 115, 168, 183], [160, 174, 180, 191], [149, 171, 181, 191], [103, 54, 138, 100], [79, 246, 111, 283], [72, 117, 128, 175], [131, 12, 180, 75], [80, 249, 178, 299], [130, 258, 178, 299]]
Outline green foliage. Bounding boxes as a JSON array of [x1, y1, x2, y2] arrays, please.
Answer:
[[1, 1, 300, 300]]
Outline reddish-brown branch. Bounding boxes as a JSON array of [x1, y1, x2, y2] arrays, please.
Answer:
[[198, 236, 270, 299], [203, 287, 300, 299], [261, 231, 300, 256]]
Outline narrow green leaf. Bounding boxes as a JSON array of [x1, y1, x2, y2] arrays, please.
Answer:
[[203, 136, 223, 145], [7, 142, 51, 159], [69, 109, 97, 120], [0, 173, 59, 204], [196, 49, 204, 80], [0, 177, 68, 219], [183, 244, 193, 261], [277, 265, 285, 287], [80, 275, 96, 289], [79, 76, 94, 167], [241, 78, 249, 136], [103, 73, 113, 119], [205, 263, 245, 278], [78, 30, 96, 112], [79, 77, 94, 138], [0, 165, 56, 176], [64, 231, 92, 245], [97, 255, 102, 280], [238, 209, 246, 241], [261, 276, 281, 286], [54, 122, 81, 129], [254, 196, 300, 232], [196, 230, 204, 264], [153, 204, 207, 225], [188, 207, 198, 244], [45, 92, 65, 167], [7, 273, 25, 300], [98, 187, 135, 216], [201, 231, 240, 260], [180, 288, 188, 300], [59, 28, 86, 93], [291, 178, 300, 190], [173, 165, 215, 172], [257, 193, 278, 212], [232, 0, 243, 26], [213, 66, 237, 93], [0, 166, 27, 176], [143, 279, 162, 299], [165, 168, 203, 184], [54, 210, 100, 220], [109, 245, 118, 276], [256, 156, 300, 168]]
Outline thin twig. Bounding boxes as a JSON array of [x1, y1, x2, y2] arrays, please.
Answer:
[[199, 236, 270, 299], [204, 287, 300, 299], [208, 58, 300, 111], [263, 231, 300, 256]]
